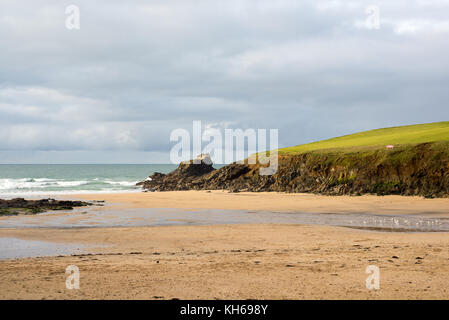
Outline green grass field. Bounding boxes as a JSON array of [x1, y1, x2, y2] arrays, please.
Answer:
[[278, 121, 449, 155]]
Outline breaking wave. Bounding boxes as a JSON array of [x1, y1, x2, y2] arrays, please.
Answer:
[[0, 178, 140, 195]]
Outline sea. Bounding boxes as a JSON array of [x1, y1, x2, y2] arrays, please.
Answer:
[[0, 164, 177, 198]]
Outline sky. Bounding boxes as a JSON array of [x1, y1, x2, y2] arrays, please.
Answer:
[[0, 0, 448, 163]]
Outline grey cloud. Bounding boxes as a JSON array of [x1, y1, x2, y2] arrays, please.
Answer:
[[0, 0, 448, 162]]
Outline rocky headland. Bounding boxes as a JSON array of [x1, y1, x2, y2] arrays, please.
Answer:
[[137, 142, 449, 198]]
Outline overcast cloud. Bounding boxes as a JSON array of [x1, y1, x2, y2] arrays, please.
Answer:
[[1, 0, 448, 163]]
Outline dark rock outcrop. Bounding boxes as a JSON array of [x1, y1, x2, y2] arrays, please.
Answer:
[[136, 155, 215, 191], [0, 198, 92, 215], [137, 143, 449, 197]]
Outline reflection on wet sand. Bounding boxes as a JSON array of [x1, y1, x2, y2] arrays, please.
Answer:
[[0, 237, 87, 259], [1, 206, 448, 232]]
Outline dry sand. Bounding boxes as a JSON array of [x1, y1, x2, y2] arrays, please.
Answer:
[[1, 191, 449, 299], [75, 190, 449, 216]]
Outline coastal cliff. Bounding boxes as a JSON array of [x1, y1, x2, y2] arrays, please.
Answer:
[[137, 142, 449, 197]]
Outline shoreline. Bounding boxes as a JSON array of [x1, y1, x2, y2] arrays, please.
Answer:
[[2, 190, 449, 299]]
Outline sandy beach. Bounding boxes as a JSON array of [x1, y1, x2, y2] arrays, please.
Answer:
[[1, 191, 449, 299], [75, 191, 449, 216]]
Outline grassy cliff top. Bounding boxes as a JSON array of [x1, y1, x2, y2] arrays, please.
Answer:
[[278, 121, 449, 154]]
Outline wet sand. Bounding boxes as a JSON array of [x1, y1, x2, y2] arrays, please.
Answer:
[[1, 206, 449, 232], [1, 191, 449, 299]]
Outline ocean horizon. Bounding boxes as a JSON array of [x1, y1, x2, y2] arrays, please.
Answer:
[[0, 164, 178, 197]]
